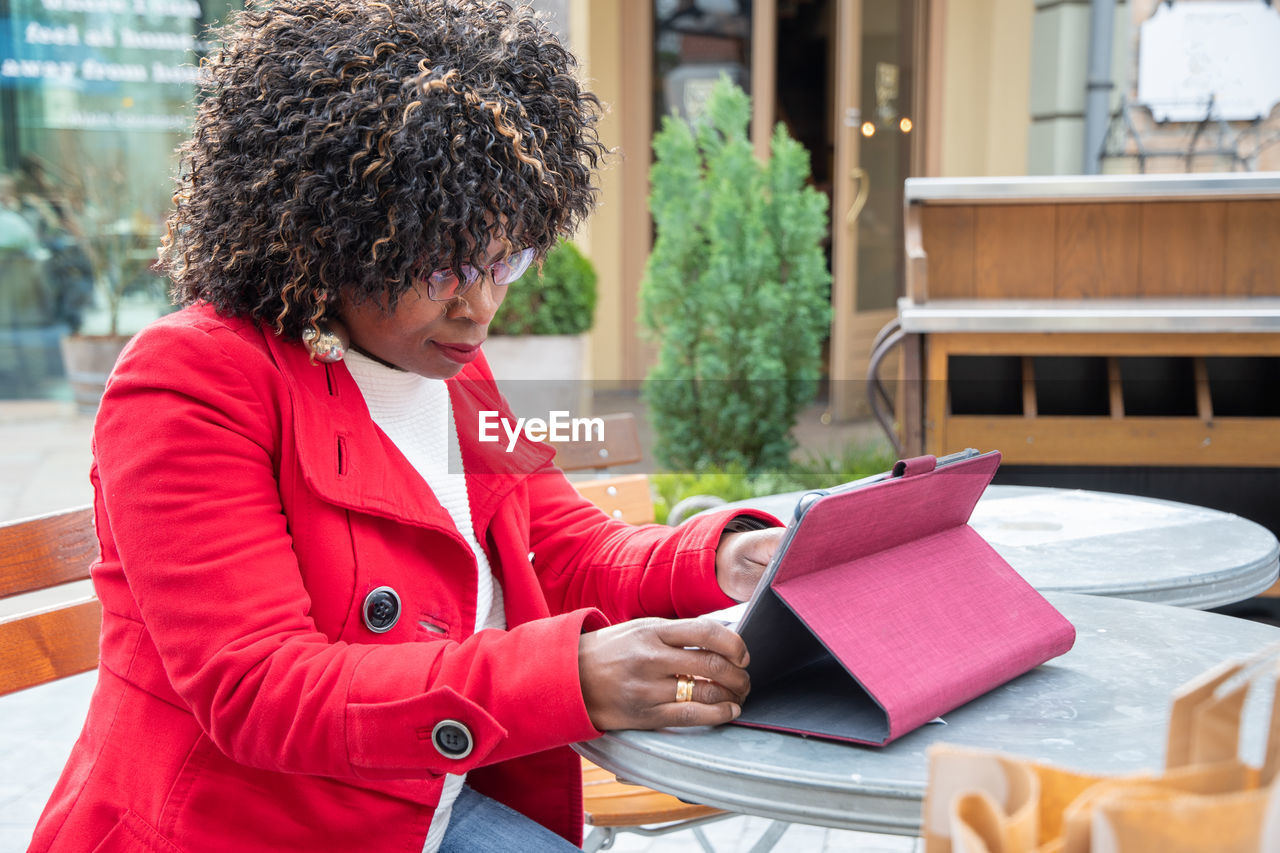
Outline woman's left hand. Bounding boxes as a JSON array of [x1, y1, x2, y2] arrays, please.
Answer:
[[714, 527, 785, 601]]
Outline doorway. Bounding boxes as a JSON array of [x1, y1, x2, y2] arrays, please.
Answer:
[[642, 0, 920, 418], [770, 0, 919, 419]]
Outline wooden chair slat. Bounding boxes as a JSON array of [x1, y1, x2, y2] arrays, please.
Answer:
[[0, 506, 97, 598], [574, 474, 655, 525], [550, 413, 643, 472], [0, 597, 101, 697], [581, 758, 722, 826], [0, 507, 103, 697]]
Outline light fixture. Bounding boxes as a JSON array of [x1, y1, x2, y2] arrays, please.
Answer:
[[899, 117, 913, 133], [861, 121, 876, 138]]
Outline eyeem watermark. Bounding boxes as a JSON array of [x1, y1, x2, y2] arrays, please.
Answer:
[[478, 410, 605, 452]]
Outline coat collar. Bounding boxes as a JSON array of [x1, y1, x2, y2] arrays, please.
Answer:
[[262, 330, 554, 537]]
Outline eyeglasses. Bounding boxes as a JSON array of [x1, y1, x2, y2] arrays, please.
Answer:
[[421, 246, 536, 302]]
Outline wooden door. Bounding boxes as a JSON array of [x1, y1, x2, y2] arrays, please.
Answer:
[[831, 0, 918, 420]]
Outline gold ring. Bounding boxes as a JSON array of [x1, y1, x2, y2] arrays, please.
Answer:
[[675, 675, 695, 703]]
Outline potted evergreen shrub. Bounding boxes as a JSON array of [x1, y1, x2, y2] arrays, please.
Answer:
[[484, 236, 598, 418], [640, 78, 831, 473], [58, 219, 163, 413], [46, 152, 167, 413]]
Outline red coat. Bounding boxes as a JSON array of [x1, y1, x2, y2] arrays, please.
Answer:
[[31, 304, 764, 851]]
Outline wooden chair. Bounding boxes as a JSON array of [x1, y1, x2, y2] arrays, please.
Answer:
[[572, 473, 656, 526], [0, 506, 101, 698], [551, 412, 655, 525], [549, 413, 788, 852], [580, 758, 729, 853]]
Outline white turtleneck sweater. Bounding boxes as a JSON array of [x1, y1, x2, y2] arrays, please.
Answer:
[[343, 350, 505, 853]]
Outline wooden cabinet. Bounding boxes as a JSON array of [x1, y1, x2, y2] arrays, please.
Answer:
[[897, 175, 1280, 468]]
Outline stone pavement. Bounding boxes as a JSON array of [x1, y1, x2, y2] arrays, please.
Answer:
[[0, 398, 914, 852], [0, 401, 96, 523]]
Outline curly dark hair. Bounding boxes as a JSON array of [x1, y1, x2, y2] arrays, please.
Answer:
[[163, 0, 605, 340]]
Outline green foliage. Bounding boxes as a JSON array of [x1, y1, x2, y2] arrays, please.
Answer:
[[641, 79, 831, 473], [650, 441, 898, 525], [490, 237, 597, 335]]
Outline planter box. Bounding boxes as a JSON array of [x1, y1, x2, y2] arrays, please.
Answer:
[[59, 334, 132, 414], [482, 333, 591, 421]]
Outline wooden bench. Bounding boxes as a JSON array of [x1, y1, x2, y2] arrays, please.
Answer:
[[0, 500, 733, 849], [0, 506, 101, 698]]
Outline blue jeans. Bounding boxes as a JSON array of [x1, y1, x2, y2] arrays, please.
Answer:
[[439, 785, 582, 852]]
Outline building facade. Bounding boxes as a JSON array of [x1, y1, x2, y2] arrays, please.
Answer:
[[563, 0, 1280, 419], [1, 0, 1277, 411]]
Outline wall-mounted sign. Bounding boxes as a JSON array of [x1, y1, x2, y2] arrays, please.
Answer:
[[875, 62, 899, 124], [1138, 1, 1280, 122], [1, 0, 204, 91]]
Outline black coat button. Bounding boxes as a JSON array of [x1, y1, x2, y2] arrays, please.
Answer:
[[362, 586, 401, 633], [431, 720, 474, 759]]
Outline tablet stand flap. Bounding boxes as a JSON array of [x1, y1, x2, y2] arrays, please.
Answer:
[[738, 586, 893, 745], [773, 525, 1074, 743], [734, 652, 891, 744]]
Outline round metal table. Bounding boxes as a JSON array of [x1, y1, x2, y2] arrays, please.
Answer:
[[576, 592, 1280, 836], [715, 485, 1279, 609]]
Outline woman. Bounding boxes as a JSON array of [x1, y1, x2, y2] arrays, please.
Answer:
[[29, 0, 783, 850]]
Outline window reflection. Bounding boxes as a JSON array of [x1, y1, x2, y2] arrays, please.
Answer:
[[0, 0, 236, 399], [654, 0, 751, 123]]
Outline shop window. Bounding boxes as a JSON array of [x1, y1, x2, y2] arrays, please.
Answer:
[[0, 0, 240, 399], [654, 0, 751, 125]]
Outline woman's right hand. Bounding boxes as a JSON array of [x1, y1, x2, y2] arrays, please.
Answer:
[[577, 617, 751, 731]]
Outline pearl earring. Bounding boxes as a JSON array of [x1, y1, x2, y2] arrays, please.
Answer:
[[302, 325, 346, 363]]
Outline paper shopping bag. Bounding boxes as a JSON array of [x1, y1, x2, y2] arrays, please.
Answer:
[[922, 643, 1280, 853], [1078, 646, 1280, 853], [922, 746, 1138, 853]]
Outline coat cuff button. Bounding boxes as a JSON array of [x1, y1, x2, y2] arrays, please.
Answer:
[[431, 720, 474, 759]]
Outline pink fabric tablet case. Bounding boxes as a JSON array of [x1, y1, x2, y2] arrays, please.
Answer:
[[733, 450, 1076, 746]]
